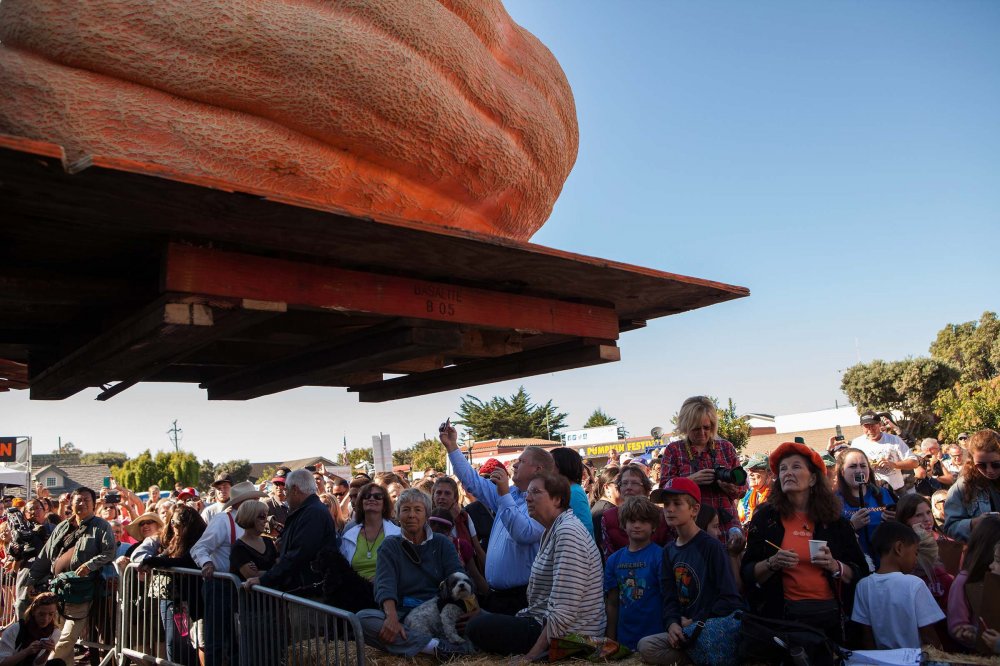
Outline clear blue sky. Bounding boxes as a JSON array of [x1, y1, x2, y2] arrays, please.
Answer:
[[2, 1, 998, 463]]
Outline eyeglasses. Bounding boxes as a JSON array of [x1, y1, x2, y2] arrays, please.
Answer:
[[362, 494, 384, 501], [691, 425, 713, 432], [975, 461, 1000, 471]]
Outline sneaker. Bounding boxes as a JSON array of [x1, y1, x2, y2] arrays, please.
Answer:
[[435, 639, 476, 661]]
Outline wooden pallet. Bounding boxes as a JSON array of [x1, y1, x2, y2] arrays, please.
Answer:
[[0, 134, 748, 402]]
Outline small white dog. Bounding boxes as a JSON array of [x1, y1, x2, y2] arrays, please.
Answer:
[[402, 572, 476, 644]]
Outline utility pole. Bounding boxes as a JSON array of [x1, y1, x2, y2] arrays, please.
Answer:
[[167, 420, 183, 452]]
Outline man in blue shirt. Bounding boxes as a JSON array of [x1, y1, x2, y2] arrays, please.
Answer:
[[439, 422, 553, 615]]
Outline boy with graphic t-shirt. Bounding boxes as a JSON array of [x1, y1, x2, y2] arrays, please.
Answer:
[[852, 521, 943, 649], [604, 496, 664, 650], [638, 478, 744, 665]]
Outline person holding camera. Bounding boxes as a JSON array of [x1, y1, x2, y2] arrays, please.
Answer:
[[10, 501, 56, 620], [660, 396, 747, 542], [912, 438, 955, 495]]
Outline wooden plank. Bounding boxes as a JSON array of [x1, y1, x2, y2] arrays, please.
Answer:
[[203, 325, 462, 400], [351, 340, 620, 402], [164, 244, 620, 340], [31, 296, 276, 400]]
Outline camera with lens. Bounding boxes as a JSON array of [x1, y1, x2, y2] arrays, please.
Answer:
[[713, 465, 748, 486], [6, 507, 35, 559], [105, 491, 121, 504]]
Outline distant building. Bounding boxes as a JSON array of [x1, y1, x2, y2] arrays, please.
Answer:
[[743, 407, 864, 456], [33, 464, 112, 496]]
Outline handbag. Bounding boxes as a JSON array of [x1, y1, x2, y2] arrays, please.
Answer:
[[737, 610, 849, 666], [48, 571, 96, 619], [681, 612, 741, 666]]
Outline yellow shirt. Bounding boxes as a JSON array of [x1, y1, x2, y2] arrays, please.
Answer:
[[351, 531, 385, 581]]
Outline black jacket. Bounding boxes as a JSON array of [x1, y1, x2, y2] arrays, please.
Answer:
[[259, 493, 338, 595], [740, 502, 868, 621]]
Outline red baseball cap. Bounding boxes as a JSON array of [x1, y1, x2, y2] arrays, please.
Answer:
[[176, 487, 199, 500], [650, 477, 702, 505]]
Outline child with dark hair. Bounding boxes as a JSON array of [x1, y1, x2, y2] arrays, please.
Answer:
[[947, 515, 1000, 648], [428, 508, 488, 595], [603, 496, 664, 651], [852, 521, 944, 649]]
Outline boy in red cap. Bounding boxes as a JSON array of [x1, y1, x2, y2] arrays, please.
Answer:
[[639, 477, 744, 665]]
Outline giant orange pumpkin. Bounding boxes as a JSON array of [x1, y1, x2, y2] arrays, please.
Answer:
[[0, 0, 578, 241]]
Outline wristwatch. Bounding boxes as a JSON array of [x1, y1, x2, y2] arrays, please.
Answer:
[[830, 561, 843, 579]]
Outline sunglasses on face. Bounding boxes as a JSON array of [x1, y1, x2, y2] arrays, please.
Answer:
[[363, 494, 384, 501], [333, 493, 347, 499], [976, 461, 1000, 471]]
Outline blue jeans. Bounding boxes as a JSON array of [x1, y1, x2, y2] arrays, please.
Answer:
[[202, 577, 236, 666], [159, 599, 198, 665], [357, 609, 433, 658]]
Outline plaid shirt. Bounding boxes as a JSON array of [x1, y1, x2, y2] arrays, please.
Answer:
[[659, 438, 747, 540]]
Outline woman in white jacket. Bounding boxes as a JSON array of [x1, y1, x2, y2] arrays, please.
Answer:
[[339, 482, 401, 580]]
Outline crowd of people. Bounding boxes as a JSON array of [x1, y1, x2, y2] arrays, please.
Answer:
[[1, 395, 999, 665]]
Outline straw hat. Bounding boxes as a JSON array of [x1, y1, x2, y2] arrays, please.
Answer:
[[222, 481, 266, 510], [126, 512, 164, 541]]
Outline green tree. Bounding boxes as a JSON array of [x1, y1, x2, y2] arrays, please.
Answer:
[[80, 451, 129, 467], [583, 408, 628, 439], [112, 450, 160, 490], [841, 357, 960, 439], [254, 464, 278, 484], [199, 459, 216, 489], [155, 451, 201, 487], [393, 439, 446, 473], [346, 447, 374, 473], [455, 386, 567, 440], [51, 441, 79, 455], [933, 377, 1000, 442], [717, 398, 752, 453], [213, 459, 252, 485], [930, 311, 1000, 383]]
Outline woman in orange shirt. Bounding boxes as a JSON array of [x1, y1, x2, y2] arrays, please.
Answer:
[[742, 442, 868, 647]]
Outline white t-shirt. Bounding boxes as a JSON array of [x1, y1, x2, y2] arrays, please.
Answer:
[[0, 620, 60, 661], [851, 432, 915, 490], [851, 571, 944, 649]]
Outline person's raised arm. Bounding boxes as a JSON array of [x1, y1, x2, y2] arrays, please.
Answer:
[[439, 421, 500, 510]]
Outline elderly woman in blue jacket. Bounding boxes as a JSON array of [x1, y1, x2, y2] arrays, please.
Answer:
[[356, 488, 472, 659], [943, 430, 1000, 542]]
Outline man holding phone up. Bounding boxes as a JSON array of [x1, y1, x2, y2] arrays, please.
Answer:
[[439, 420, 554, 615]]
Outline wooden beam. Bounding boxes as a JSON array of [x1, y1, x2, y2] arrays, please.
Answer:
[[203, 325, 461, 400], [351, 339, 620, 402], [30, 296, 278, 400], [164, 244, 620, 340]]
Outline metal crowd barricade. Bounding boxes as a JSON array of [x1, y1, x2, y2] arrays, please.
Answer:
[[240, 584, 366, 666], [117, 564, 366, 666], [79, 574, 119, 665], [0, 567, 19, 627]]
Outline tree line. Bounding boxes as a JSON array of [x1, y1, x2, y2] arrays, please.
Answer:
[[841, 311, 1000, 441]]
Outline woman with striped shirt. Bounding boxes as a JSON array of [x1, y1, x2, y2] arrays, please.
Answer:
[[466, 472, 605, 661]]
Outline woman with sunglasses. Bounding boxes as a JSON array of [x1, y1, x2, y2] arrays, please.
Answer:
[[943, 429, 1000, 542], [340, 482, 400, 582], [660, 396, 747, 540], [139, 504, 207, 666]]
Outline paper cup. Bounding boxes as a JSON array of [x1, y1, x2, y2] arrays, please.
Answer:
[[808, 539, 827, 562]]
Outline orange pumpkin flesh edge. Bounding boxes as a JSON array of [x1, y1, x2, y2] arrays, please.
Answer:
[[0, 0, 578, 241]]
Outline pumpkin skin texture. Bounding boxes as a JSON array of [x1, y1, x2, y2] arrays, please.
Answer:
[[0, 0, 578, 240]]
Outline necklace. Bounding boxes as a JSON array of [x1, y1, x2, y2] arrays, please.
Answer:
[[362, 523, 383, 560]]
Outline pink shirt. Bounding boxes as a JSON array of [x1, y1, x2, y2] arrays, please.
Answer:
[[946, 570, 974, 646]]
